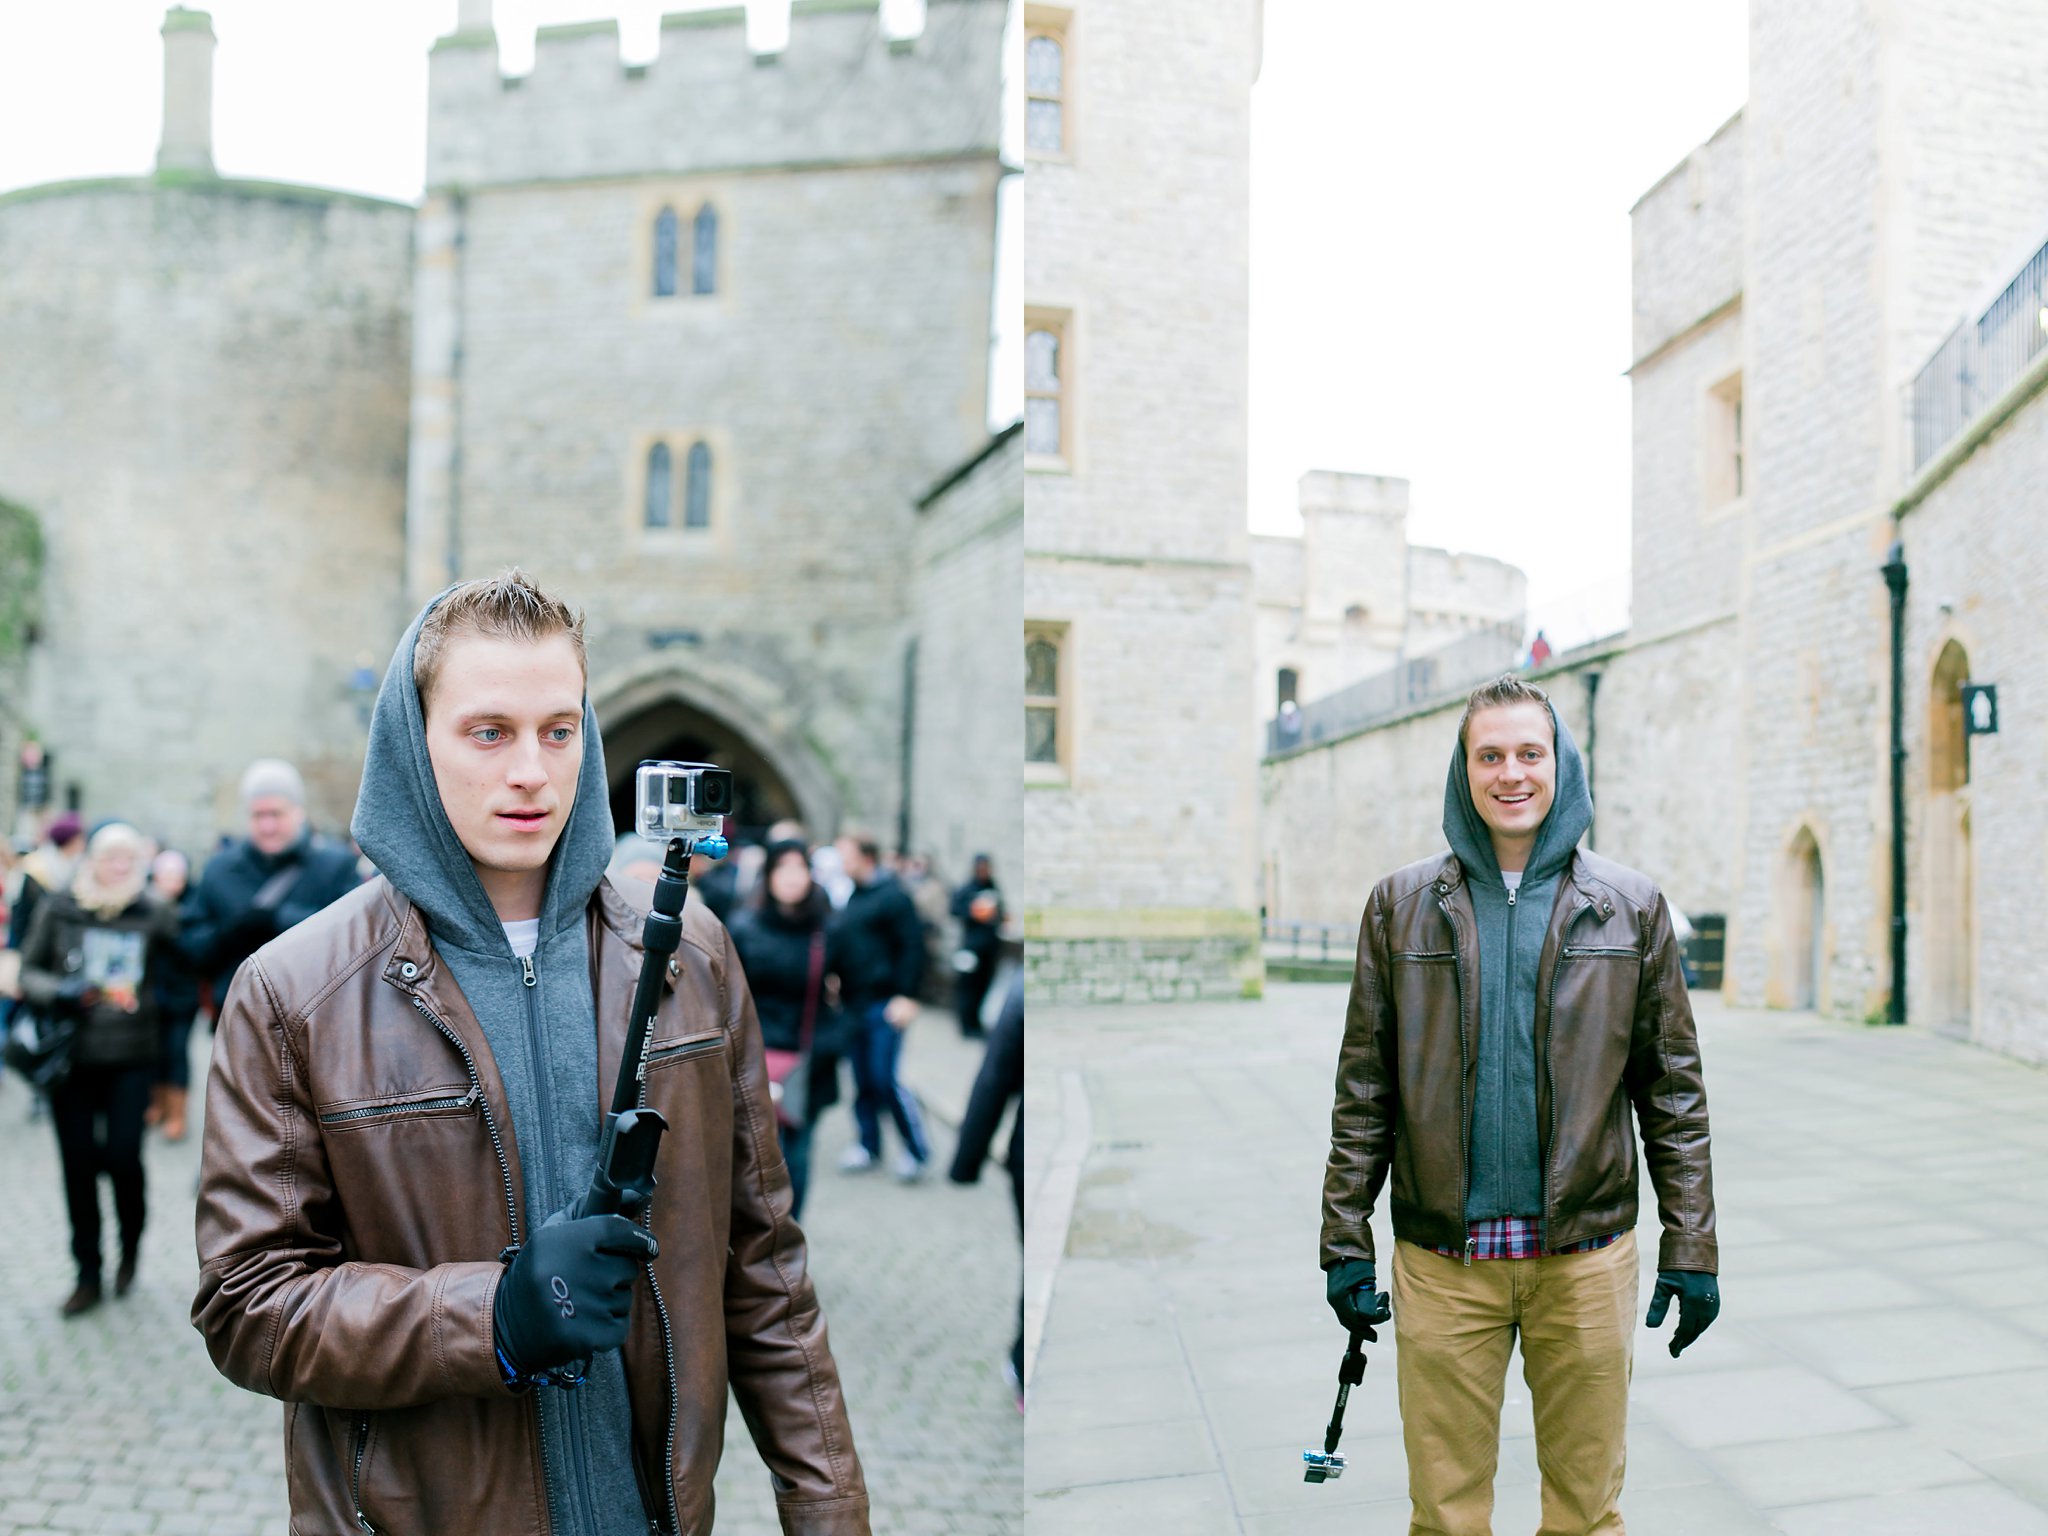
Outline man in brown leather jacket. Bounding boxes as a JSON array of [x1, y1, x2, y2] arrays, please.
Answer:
[[1321, 674, 1717, 1536], [194, 572, 870, 1535]]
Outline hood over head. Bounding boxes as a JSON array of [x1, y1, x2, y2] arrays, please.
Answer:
[[1441, 700, 1592, 886], [350, 584, 615, 953]]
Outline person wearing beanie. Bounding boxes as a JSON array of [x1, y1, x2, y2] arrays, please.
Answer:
[[8, 810, 88, 954], [179, 756, 361, 1016], [19, 822, 179, 1314], [193, 571, 868, 1536]]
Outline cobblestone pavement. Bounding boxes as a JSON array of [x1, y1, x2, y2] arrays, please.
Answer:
[[1026, 984, 2048, 1535], [0, 1009, 1020, 1535]]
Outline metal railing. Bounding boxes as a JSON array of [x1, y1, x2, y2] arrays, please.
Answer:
[[1910, 233, 2048, 470], [1262, 919, 1358, 963], [1266, 626, 1522, 756]]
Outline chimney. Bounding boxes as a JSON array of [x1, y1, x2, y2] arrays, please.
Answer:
[[156, 7, 217, 176]]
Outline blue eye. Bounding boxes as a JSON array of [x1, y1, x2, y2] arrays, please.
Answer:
[[475, 727, 503, 743]]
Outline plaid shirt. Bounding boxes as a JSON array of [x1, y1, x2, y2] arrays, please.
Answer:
[[1430, 1216, 1622, 1261]]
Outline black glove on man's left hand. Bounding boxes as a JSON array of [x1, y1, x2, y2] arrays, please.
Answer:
[[1324, 1258, 1392, 1339], [1645, 1269, 1719, 1357]]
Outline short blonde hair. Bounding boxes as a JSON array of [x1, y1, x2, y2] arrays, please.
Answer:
[[1457, 673, 1551, 751], [414, 569, 587, 714]]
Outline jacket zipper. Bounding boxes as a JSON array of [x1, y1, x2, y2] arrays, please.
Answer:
[[406, 995, 519, 1247], [1498, 881, 1517, 1242], [1539, 900, 1598, 1252], [319, 1089, 477, 1125], [1438, 892, 1475, 1266], [636, 1001, 684, 1536], [353, 1413, 375, 1533]]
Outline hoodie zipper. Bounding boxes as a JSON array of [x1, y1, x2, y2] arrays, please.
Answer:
[[520, 950, 604, 1536], [1539, 900, 1598, 1253], [1438, 891, 1476, 1267]]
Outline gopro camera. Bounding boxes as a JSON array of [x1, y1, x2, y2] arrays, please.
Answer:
[[1301, 1450, 1347, 1484], [635, 760, 735, 848]]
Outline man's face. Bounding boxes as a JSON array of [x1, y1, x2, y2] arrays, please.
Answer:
[[835, 836, 873, 883], [1464, 701, 1557, 852], [423, 631, 586, 890], [247, 795, 305, 856]]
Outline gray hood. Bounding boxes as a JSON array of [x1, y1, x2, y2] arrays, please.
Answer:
[[349, 586, 615, 952], [1441, 701, 1592, 887]]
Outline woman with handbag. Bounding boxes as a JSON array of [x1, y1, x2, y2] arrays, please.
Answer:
[[728, 838, 845, 1220], [19, 822, 177, 1315]]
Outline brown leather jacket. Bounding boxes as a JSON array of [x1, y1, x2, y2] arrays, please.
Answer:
[[193, 876, 869, 1536], [1321, 849, 1716, 1274]]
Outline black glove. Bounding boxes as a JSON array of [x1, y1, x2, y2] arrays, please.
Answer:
[[492, 1211, 659, 1377], [1324, 1258, 1392, 1339], [1645, 1269, 1719, 1357]]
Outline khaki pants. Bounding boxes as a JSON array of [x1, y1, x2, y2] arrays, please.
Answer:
[[1390, 1231, 1638, 1536]]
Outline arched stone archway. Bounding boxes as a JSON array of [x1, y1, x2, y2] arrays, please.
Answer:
[[1926, 639, 1973, 1036], [593, 670, 840, 847], [1770, 825, 1826, 1011]]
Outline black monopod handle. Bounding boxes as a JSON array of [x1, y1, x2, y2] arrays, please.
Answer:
[[583, 837, 694, 1218], [1322, 1328, 1369, 1456]]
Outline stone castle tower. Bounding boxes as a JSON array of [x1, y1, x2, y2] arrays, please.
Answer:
[[1022, 0, 1265, 1001], [0, 2, 1009, 867]]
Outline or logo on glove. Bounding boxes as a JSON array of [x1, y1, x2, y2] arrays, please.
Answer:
[[493, 1209, 658, 1379]]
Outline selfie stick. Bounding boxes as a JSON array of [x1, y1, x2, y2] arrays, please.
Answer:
[[1301, 1329, 1370, 1484], [582, 829, 724, 1218]]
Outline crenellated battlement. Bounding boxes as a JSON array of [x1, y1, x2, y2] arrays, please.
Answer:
[[426, 0, 1002, 191]]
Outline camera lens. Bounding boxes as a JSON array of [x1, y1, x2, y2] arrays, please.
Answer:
[[699, 771, 734, 814]]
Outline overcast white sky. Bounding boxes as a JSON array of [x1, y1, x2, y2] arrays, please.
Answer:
[[0, 0, 1022, 428], [1250, 2, 1748, 648]]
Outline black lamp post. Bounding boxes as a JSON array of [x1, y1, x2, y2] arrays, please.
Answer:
[[1880, 542, 1908, 1026]]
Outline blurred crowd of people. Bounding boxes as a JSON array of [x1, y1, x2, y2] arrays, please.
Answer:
[[0, 760, 1018, 1381]]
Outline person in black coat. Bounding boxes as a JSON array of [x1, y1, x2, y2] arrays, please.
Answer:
[[145, 848, 204, 1140], [950, 971, 1024, 1404], [949, 853, 1005, 1038], [180, 759, 361, 1015], [831, 831, 932, 1180], [20, 823, 178, 1315], [727, 840, 846, 1219]]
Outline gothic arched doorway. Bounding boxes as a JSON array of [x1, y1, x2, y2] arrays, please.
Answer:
[[1926, 639, 1973, 1036], [1771, 826, 1826, 1011], [599, 697, 806, 848]]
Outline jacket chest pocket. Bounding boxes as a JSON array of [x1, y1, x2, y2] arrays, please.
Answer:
[[316, 1085, 478, 1132], [644, 1031, 726, 1073]]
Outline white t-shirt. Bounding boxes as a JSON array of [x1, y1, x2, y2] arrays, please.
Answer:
[[502, 918, 541, 959], [1502, 870, 1523, 895]]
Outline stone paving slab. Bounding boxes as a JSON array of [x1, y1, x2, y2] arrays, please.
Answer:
[[0, 1009, 1019, 1535], [1024, 984, 2048, 1534]]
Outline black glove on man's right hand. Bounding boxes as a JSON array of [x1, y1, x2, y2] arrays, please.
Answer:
[[493, 1212, 659, 1376], [1324, 1258, 1392, 1339]]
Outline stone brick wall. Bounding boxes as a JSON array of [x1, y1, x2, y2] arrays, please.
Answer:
[[1630, 111, 1743, 365], [1023, 0, 1264, 1000], [0, 181, 415, 853], [910, 429, 1023, 890], [1898, 388, 2048, 1062], [415, 30, 1003, 843]]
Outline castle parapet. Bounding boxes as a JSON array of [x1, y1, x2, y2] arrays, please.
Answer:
[[427, 0, 1003, 190]]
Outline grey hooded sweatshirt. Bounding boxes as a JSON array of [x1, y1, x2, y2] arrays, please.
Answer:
[[1440, 702, 1594, 1223], [349, 589, 643, 1536]]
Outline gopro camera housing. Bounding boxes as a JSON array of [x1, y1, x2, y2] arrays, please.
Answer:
[[1301, 1449, 1347, 1483], [635, 760, 735, 843]]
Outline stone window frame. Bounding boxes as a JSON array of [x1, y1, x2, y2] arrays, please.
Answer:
[[1024, 6, 1074, 163], [637, 188, 733, 317], [1703, 369, 1745, 515], [1025, 305, 1075, 471], [1025, 620, 1071, 785], [631, 427, 733, 552]]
